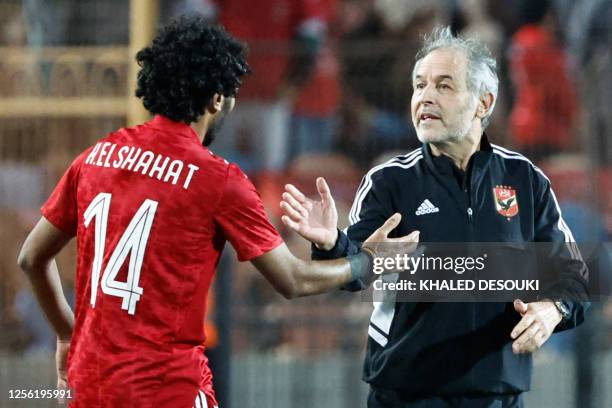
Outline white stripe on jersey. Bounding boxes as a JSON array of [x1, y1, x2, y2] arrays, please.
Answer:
[[350, 148, 422, 223], [349, 150, 423, 225], [368, 325, 388, 347]]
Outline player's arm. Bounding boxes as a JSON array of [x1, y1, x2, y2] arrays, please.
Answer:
[[252, 213, 416, 299], [217, 166, 416, 298], [17, 217, 74, 341]]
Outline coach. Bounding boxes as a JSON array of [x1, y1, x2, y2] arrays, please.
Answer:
[[280, 26, 589, 407]]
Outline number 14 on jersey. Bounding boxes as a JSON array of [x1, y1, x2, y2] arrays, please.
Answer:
[[84, 193, 158, 315]]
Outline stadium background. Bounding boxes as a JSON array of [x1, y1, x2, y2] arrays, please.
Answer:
[[0, 0, 610, 406]]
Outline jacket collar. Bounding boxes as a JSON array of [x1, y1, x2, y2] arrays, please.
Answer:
[[422, 133, 493, 175]]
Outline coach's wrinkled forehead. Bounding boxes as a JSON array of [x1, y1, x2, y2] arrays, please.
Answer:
[[413, 48, 471, 90]]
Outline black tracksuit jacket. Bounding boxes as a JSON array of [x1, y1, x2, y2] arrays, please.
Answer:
[[312, 135, 589, 397]]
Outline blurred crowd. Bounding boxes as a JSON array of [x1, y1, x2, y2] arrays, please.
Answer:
[[0, 0, 611, 358]]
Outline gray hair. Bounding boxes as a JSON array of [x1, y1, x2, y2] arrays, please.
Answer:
[[412, 26, 499, 130]]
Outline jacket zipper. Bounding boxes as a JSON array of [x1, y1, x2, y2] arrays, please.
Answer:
[[466, 174, 476, 390]]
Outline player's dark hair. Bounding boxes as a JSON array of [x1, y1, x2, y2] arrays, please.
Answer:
[[135, 16, 250, 124]]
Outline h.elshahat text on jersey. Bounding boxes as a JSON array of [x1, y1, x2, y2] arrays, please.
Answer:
[[85, 141, 200, 190]]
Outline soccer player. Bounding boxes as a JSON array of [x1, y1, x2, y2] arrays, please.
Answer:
[[17, 17, 417, 408]]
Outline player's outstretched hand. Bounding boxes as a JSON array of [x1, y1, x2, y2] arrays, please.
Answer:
[[280, 177, 338, 250], [510, 299, 562, 354], [362, 213, 420, 262]]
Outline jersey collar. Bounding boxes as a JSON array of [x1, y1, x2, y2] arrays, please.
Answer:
[[147, 115, 201, 143]]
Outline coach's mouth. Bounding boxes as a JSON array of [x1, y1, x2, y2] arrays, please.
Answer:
[[418, 112, 441, 124]]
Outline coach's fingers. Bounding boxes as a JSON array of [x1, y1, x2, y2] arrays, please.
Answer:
[[376, 213, 402, 238], [282, 192, 309, 218], [316, 177, 335, 206], [281, 215, 302, 232], [510, 313, 535, 339], [535, 330, 549, 349], [388, 231, 420, 257], [285, 184, 308, 204], [513, 324, 543, 353], [513, 299, 529, 315], [280, 201, 304, 223], [512, 321, 540, 353], [513, 336, 538, 354]]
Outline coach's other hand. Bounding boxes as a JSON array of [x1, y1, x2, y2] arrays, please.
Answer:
[[510, 299, 562, 354], [348, 213, 419, 283], [281, 177, 338, 250], [363, 213, 420, 260]]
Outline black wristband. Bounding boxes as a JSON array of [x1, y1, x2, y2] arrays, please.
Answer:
[[311, 229, 350, 260], [347, 249, 375, 281]]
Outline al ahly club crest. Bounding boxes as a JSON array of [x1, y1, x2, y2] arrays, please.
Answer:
[[493, 185, 519, 218]]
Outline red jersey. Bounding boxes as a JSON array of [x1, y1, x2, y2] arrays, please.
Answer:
[[41, 115, 283, 407]]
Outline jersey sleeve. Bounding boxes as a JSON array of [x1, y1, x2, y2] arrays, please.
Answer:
[[40, 152, 87, 236], [214, 164, 283, 262]]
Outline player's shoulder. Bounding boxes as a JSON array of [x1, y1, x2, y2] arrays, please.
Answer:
[[187, 148, 251, 188], [200, 149, 245, 177]]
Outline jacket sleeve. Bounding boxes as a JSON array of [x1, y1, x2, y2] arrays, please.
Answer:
[[533, 169, 590, 331], [312, 169, 396, 291]]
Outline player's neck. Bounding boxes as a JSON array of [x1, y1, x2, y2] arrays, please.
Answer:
[[190, 115, 212, 144]]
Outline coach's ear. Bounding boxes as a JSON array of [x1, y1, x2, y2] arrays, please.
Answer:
[[476, 92, 494, 120], [207, 93, 224, 114]]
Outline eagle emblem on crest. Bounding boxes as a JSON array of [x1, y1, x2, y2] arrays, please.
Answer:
[[493, 185, 519, 218]]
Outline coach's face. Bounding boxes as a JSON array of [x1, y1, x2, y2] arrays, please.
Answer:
[[411, 48, 477, 145]]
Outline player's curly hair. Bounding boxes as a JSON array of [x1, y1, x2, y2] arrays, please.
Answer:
[[135, 16, 250, 124]]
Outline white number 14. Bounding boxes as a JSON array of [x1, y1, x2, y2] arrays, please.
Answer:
[[84, 193, 158, 315]]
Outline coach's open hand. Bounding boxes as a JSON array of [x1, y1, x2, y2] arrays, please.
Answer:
[[510, 299, 562, 354], [280, 177, 339, 250]]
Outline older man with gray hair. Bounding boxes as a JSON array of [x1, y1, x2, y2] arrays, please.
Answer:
[[280, 26, 589, 407]]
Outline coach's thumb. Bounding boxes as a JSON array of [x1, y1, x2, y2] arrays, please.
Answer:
[[397, 230, 420, 243], [378, 213, 402, 237], [513, 299, 528, 315], [316, 177, 333, 202]]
